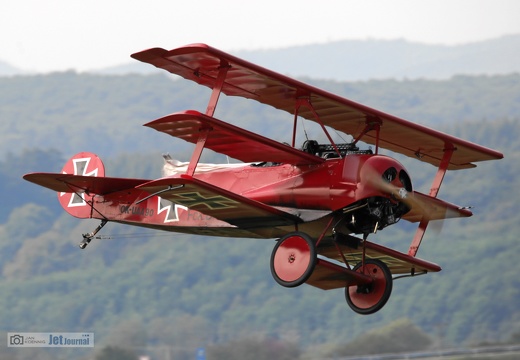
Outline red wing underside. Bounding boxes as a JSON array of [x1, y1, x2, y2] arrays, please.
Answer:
[[132, 44, 503, 169], [308, 239, 441, 290], [145, 110, 324, 165], [23, 173, 150, 195], [137, 174, 302, 228]]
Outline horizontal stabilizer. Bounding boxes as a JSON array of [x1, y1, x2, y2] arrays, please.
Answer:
[[137, 174, 302, 228], [23, 173, 150, 195]]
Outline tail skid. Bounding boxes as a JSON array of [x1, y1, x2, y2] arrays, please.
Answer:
[[79, 219, 108, 249]]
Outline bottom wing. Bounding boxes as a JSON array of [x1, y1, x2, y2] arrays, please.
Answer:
[[23, 173, 150, 194], [137, 174, 302, 228]]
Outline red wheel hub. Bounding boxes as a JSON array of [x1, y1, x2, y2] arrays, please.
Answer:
[[271, 232, 316, 287], [348, 263, 387, 308], [345, 259, 393, 315], [273, 235, 311, 282]]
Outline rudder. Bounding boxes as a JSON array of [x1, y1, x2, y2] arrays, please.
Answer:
[[58, 152, 105, 219]]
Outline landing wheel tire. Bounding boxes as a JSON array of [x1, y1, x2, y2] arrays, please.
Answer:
[[270, 232, 317, 288], [345, 259, 393, 315]]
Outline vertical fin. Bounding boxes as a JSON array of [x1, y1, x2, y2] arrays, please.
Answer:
[[57, 152, 105, 219]]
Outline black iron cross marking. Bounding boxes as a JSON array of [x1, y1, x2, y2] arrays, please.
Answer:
[[173, 192, 238, 210], [158, 197, 187, 223]]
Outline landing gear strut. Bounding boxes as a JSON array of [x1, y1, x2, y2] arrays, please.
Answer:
[[79, 219, 108, 249]]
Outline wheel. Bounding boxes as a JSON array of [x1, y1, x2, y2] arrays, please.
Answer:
[[270, 232, 317, 288], [345, 259, 393, 315]]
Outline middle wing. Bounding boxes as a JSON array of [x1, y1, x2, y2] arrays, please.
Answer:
[[145, 110, 324, 165]]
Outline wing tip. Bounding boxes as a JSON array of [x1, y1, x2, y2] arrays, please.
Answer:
[[131, 43, 213, 63]]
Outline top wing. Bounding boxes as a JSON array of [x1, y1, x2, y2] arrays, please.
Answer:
[[132, 44, 504, 170], [145, 110, 324, 165]]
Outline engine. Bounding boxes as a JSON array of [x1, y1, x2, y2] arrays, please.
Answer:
[[342, 196, 411, 234], [339, 153, 413, 235]]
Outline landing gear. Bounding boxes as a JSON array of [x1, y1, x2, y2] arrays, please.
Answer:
[[345, 259, 393, 315], [270, 232, 317, 288], [79, 219, 108, 249]]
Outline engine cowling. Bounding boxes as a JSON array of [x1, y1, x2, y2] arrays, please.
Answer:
[[340, 154, 413, 234]]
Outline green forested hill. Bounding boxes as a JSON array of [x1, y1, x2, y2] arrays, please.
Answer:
[[0, 72, 518, 360]]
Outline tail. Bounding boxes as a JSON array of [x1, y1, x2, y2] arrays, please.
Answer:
[[57, 152, 105, 219]]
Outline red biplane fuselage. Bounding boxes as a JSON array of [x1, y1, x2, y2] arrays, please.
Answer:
[[23, 43, 503, 315], [61, 151, 410, 239]]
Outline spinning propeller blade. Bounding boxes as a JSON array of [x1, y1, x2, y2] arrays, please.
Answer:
[[364, 164, 470, 225]]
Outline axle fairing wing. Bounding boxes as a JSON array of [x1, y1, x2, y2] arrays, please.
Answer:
[[310, 236, 442, 290], [132, 44, 503, 170]]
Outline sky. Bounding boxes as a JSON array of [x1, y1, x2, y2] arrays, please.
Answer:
[[1, 0, 520, 73]]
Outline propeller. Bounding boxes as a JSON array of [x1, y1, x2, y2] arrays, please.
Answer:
[[363, 163, 428, 218], [362, 162, 461, 233], [355, 157, 473, 242]]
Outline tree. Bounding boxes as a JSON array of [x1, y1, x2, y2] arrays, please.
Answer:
[[208, 336, 300, 360], [103, 319, 148, 349], [332, 318, 433, 356], [95, 346, 138, 360]]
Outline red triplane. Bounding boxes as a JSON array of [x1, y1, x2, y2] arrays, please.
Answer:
[[24, 44, 503, 314]]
